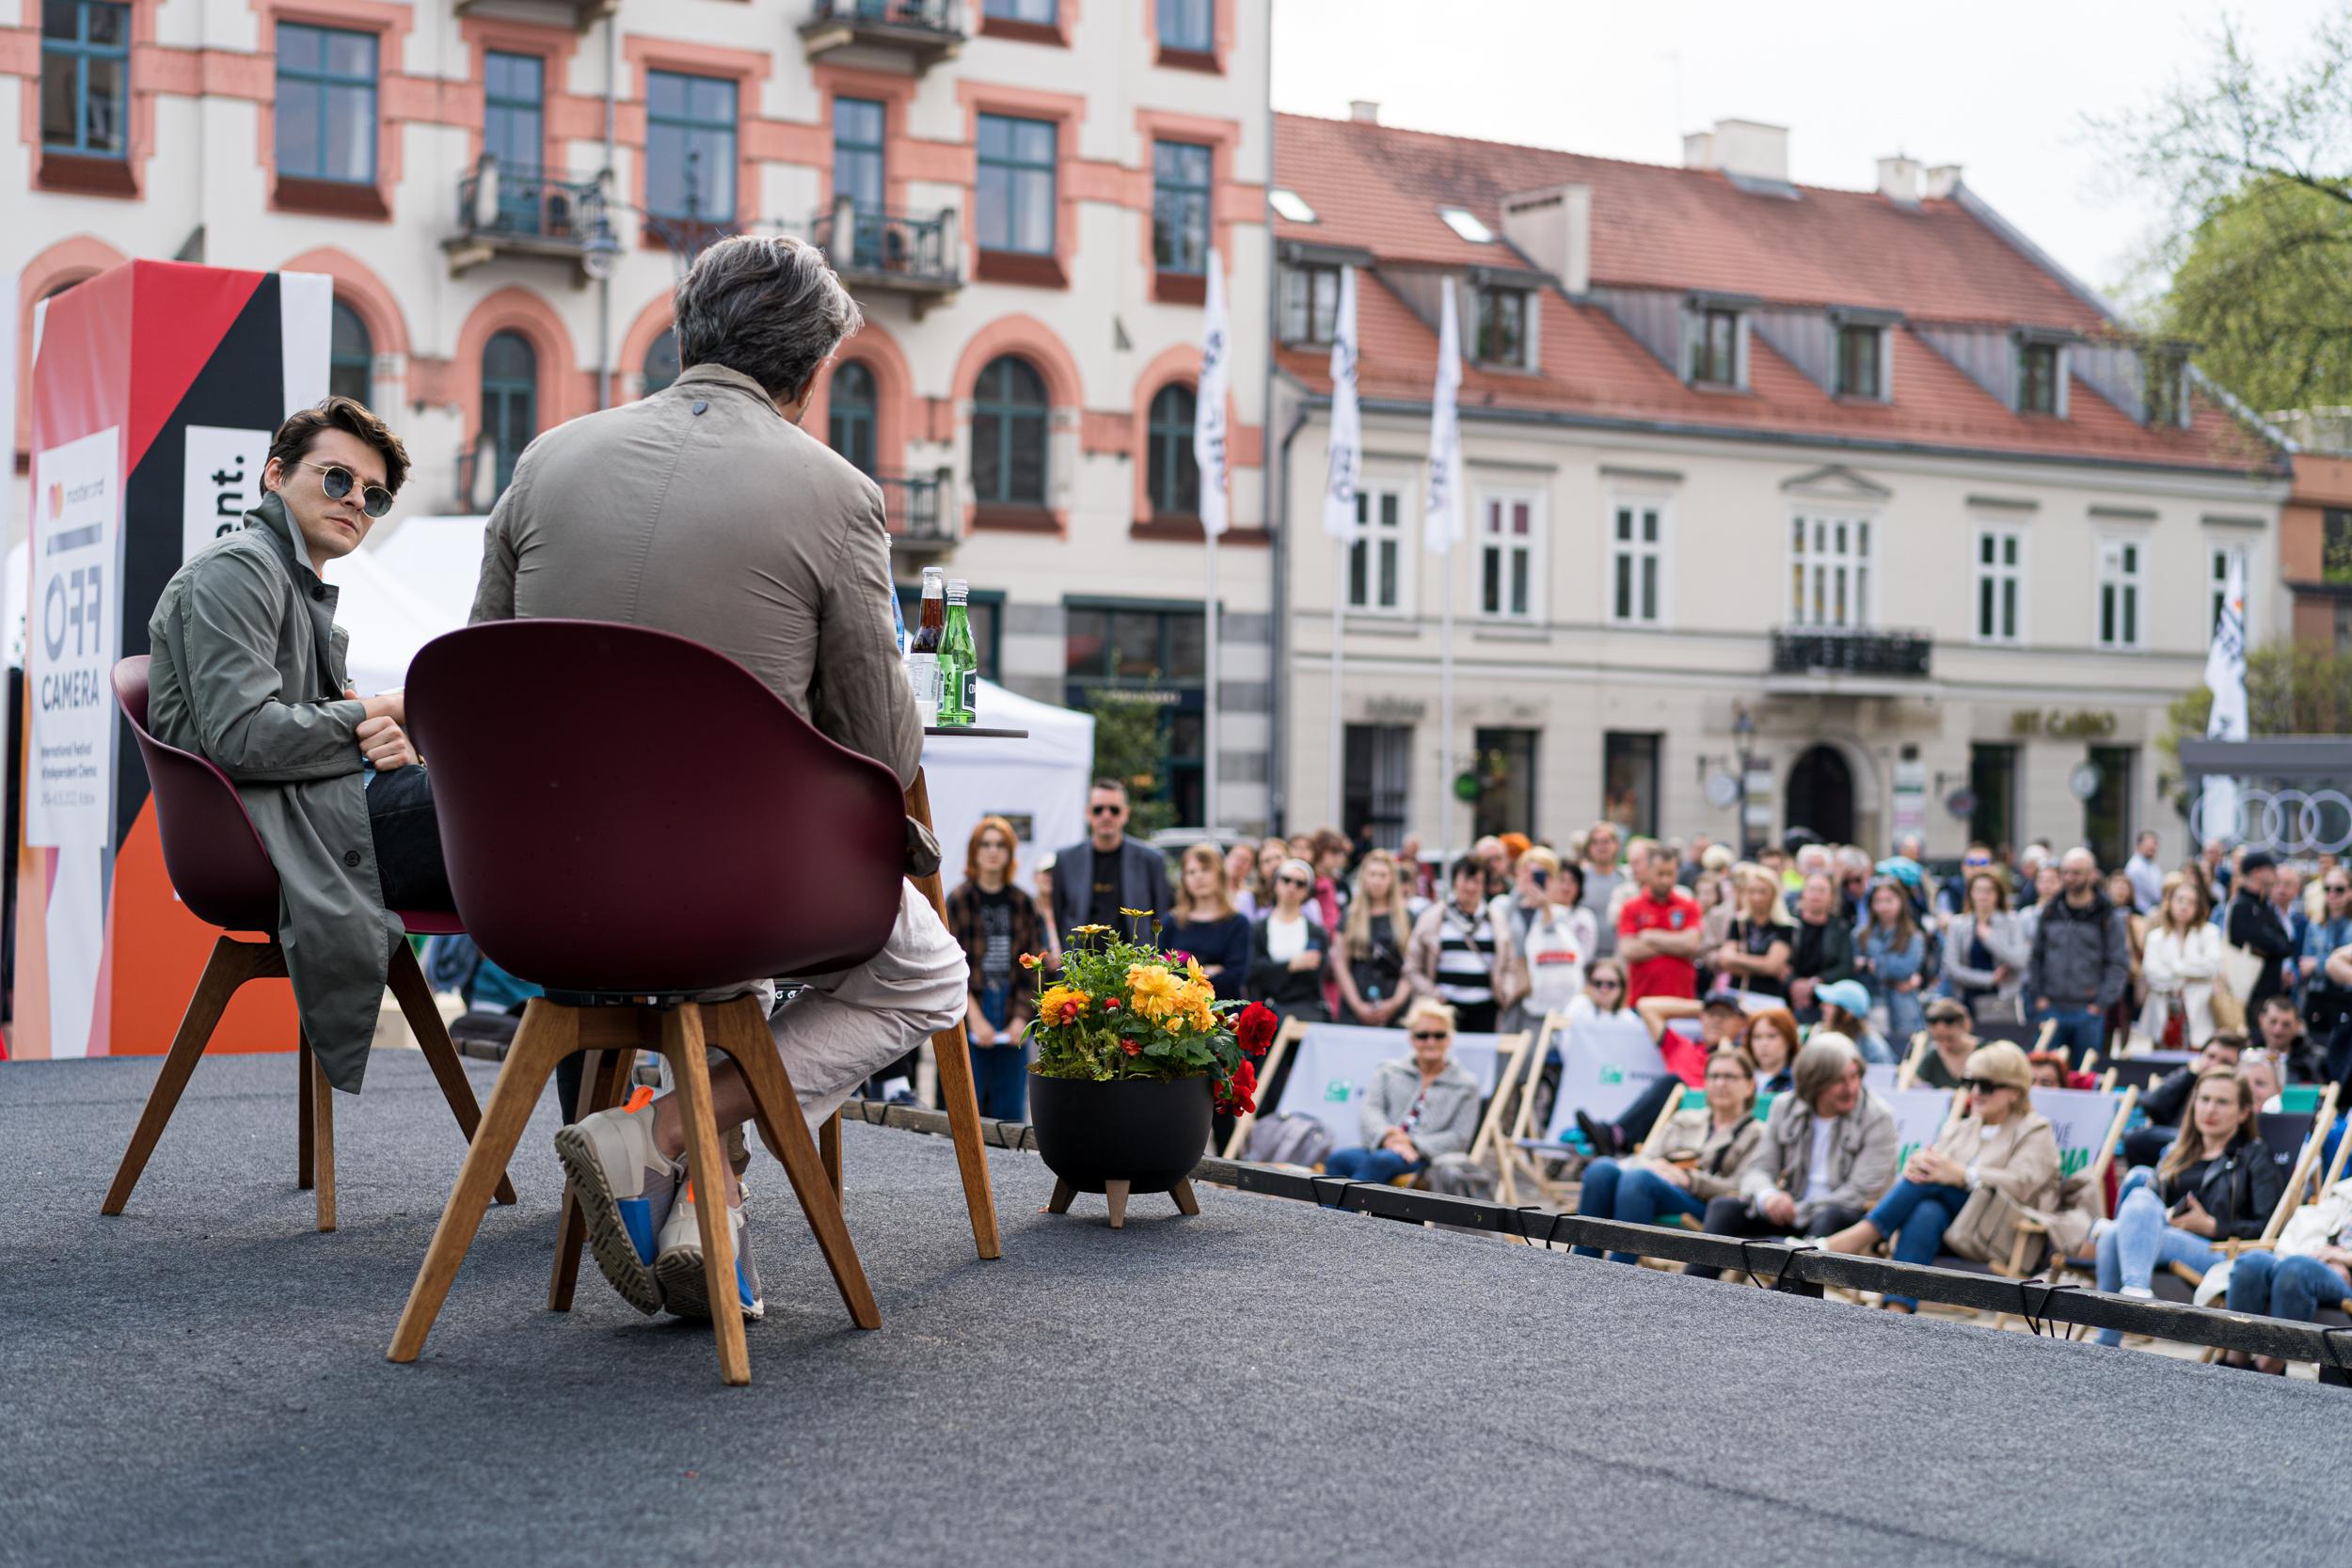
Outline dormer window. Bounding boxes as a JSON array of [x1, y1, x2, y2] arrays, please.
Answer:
[[1279, 261, 1341, 345], [1690, 306, 1740, 386], [1438, 206, 1494, 244], [1474, 285, 1529, 367], [2145, 349, 2189, 428], [1836, 324, 1883, 399], [2016, 340, 2061, 414]]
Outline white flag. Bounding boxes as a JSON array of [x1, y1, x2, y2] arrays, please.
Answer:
[[1422, 276, 1465, 555], [2202, 547, 2249, 844], [1194, 246, 1232, 537], [1321, 266, 1360, 540]]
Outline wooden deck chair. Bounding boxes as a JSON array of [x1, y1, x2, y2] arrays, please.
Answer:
[[2155, 1090, 2334, 1300], [1219, 1018, 1307, 1160], [1450, 1030, 1533, 1186], [2322, 1112, 2352, 1193], [1498, 1009, 1669, 1208], [1954, 1085, 2137, 1313], [1895, 1031, 1930, 1089], [2096, 1067, 2119, 1092], [2280, 1084, 2327, 1116]]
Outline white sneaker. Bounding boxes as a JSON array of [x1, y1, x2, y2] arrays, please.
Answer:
[[552, 1100, 680, 1316], [655, 1183, 764, 1323], [2120, 1284, 2155, 1300]]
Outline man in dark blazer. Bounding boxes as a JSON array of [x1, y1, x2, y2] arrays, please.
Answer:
[[2227, 850, 2300, 1012], [1050, 779, 1168, 943]]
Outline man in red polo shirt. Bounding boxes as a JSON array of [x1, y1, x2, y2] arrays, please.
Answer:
[[1619, 848, 1704, 1003]]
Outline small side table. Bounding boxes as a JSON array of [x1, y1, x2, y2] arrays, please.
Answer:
[[820, 724, 1029, 1262]]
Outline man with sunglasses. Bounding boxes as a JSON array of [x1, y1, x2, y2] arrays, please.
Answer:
[[1047, 778, 1168, 945], [145, 396, 435, 1097], [2302, 873, 2352, 1038]]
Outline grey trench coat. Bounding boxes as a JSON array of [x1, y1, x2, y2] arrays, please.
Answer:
[[145, 492, 397, 1091]]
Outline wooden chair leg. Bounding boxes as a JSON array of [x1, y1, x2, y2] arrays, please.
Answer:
[[103, 936, 273, 1216], [296, 1034, 316, 1191], [389, 1001, 579, 1365], [389, 942, 517, 1207], [313, 1055, 338, 1233], [1104, 1179, 1131, 1230], [1170, 1178, 1200, 1217], [905, 768, 1003, 1261], [667, 1006, 750, 1386], [549, 1044, 639, 1313], [820, 1110, 843, 1199], [707, 1000, 881, 1333]]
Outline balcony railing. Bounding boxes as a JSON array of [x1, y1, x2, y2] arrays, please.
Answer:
[[879, 470, 954, 548], [801, 0, 965, 68], [1770, 626, 1932, 678], [447, 159, 609, 276], [810, 203, 961, 305]]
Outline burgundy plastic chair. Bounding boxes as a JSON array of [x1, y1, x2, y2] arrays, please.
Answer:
[[103, 656, 516, 1231], [386, 620, 900, 1385]]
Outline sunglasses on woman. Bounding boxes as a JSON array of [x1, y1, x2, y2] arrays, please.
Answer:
[[1963, 1078, 2010, 1094], [294, 460, 394, 518], [1409, 1029, 1449, 1041], [1588, 977, 1622, 990]]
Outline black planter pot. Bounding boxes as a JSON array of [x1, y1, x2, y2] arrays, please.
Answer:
[[1027, 1072, 1213, 1196]]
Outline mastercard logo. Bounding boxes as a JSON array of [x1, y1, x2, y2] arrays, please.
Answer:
[[47, 482, 62, 519]]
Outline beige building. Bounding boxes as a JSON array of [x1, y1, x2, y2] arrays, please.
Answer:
[[8, 0, 1275, 831], [1269, 110, 2288, 866]]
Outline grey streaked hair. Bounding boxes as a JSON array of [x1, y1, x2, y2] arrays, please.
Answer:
[[672, 235, 864, 401], [1792, 1034, 1861, 1106]]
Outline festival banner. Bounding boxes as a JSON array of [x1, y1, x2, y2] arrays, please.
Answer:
[[14, 261, 329, 1063]]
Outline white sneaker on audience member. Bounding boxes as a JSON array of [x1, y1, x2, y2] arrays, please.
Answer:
[[656, 1183, 764, 1323]]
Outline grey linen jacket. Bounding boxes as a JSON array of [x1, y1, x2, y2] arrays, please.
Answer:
[[145, 492, 393, 1092], [1358, 1056, 1483, 1159], [470, 361, 921, 787], [1736, 1087, 1899, 1227]]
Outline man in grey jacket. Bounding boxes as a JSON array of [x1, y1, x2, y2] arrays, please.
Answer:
[[1687, 1035, 1897, 1276], [2027, 847, 2130, 1064], [486, 236, 967, 1323], [145, 397, 430, 1094]]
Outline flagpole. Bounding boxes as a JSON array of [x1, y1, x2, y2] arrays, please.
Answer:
[[1329, 537, 1345, 826], [1318, 265, 1362, 837], [1204, 525, 1219, 835], [1194, 246, 1232, 838], [1423, 277, 1466, 870], [1440, 548, 1455, 867]]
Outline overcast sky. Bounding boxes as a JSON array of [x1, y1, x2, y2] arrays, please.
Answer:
[[1269, 0, 2338, 310]]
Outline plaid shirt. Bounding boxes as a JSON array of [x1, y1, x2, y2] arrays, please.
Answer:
[[946, 879, 1048, 1016]]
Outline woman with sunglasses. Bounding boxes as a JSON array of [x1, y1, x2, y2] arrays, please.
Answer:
[[1823, 1041, 2059, 1308], [1320, 999, 1481, 1185], [946, 816, 1047, 1120], [1908, 998, 1979, 1090], [1573, 1046, 1762, 1263], [1248, 858, 1332, 1024]]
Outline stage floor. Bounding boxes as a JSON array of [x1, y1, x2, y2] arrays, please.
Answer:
[[4, 1051, 2343, 1568]]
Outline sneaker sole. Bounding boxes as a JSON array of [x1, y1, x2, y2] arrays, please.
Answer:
[[552, 1126, 664, 1317], [656, 1242, 763, 1323]]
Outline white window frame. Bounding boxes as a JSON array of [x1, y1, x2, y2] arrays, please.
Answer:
[[2095, 532, 2145, 651], [1475, 486, 1544, 623], [1345, 478, 1412, 617], [1786, 508, 1875, 629], [1605, 489, 1671, 627], [1973, 524, 2026, 646]]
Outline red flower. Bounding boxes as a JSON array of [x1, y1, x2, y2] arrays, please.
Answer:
[[1103, 998, 1120, 1012], [1120, 1037, 1141, 1056], [1216, 1056, 1258, 1116], [1235, 1002, 1279, 1059]]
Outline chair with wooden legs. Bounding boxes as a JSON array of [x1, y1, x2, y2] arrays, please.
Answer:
[[387, 621, 902, 1386], [102, 657, 514, 1232]]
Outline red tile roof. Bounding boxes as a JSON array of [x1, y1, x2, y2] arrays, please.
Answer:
[[1273, 113, 2280, 473]]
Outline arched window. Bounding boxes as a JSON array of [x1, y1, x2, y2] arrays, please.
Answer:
[[1146, 383, 1199, 517], [829, 360, 877, 476], [482, 330, 538, 496], [328, 299, 373, 404], [642, 326, 679, 396], [971, 354, 1047, 507]]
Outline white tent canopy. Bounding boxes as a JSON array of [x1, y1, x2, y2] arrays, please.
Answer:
[[326, 516, 1094, 863]]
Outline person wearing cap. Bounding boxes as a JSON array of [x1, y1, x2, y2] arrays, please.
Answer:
[[1822, 1042, 2058, 1308], [2026, 847, 2131, 1065], [1910, 998, 1980, 1089], [1686, 1034, 1898, 1275], [1573, 991, 1754, 1159], [2225, 850, 2301, 1013], [1815, 976, 1893, 1065]]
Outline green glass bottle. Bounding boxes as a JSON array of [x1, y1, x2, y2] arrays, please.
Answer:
[[939, 578, 977, 727]]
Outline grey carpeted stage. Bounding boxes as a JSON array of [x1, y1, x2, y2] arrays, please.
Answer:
[[4, 1051, 2343, 1568]]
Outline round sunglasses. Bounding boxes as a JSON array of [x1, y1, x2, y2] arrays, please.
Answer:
[[295, 459, 394, 518]]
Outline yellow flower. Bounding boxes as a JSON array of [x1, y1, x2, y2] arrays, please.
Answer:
[[1180, 978, 1218, 1033], [1126, 963, 1184, 1021], [1184, 956, 1210, 987], [1037, 985, 1090, 1027], [1119, 907, 1152, 919], [1069, 924, 1112, 940]]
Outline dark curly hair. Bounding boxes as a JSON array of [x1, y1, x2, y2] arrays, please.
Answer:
[[266, 395, 409, 498]]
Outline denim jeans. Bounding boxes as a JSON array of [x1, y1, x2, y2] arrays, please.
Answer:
[[1863, 1178, 1967, 1309], [2035, 1005, 2105, 1066], [2226, 1250, 2352, 1323], [1322, 1147, 1426, 1184], [969, 980, 1030, 1123], [368, 763, 453, 911], [1572, 1156, 1707, 1262], [2093, 1165, 2221, 1344]]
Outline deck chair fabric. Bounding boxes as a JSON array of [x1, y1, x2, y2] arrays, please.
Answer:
[[1883, 1086, 1958, 1167], [1864, 1062, 1901, 1096], [2107, 1051, 2195, 1096], [1536, 1010, 1671, 1146], [1263, 1023, 1514, 1156]]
